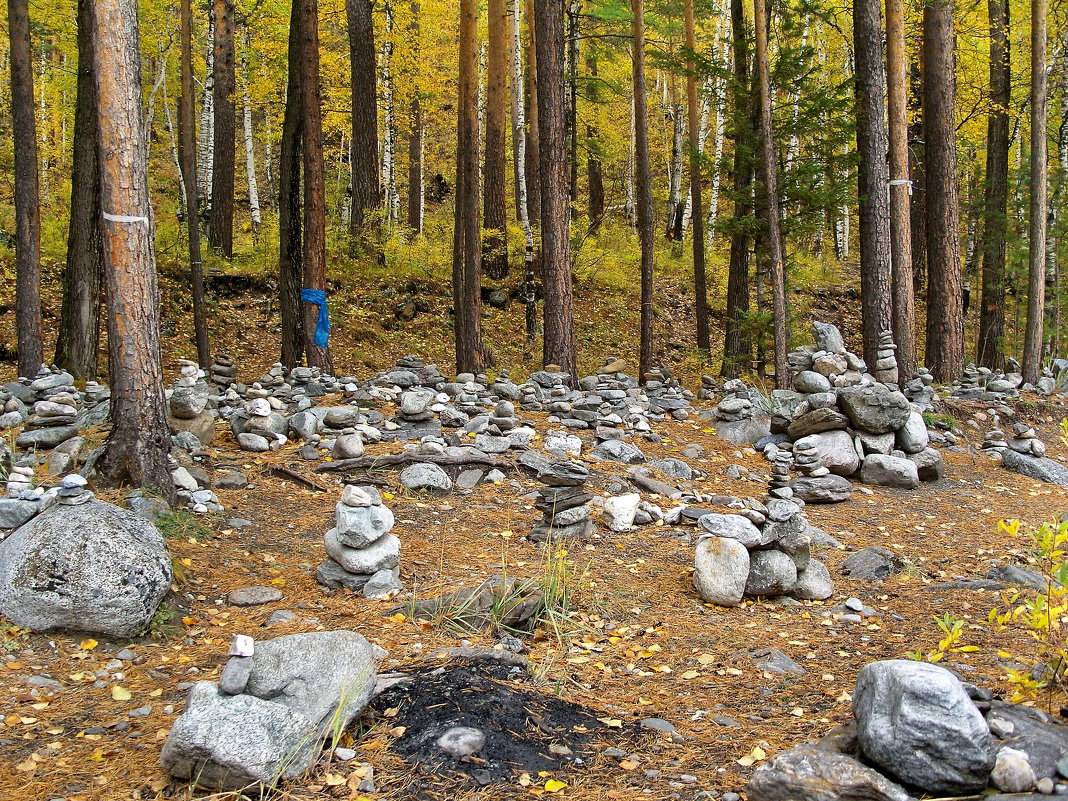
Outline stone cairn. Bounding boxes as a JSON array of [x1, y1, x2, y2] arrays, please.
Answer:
[[756, 322, 945, 504], [208, 353, 238, 391], [693, 497, 833, 607], [167, 364, 215, 448], [520, 453, 595, 544], [316, 485, 402, 599], [710, 378, 769, 445], [235, 397, 288, 452], [981, 422, 1068, 485]]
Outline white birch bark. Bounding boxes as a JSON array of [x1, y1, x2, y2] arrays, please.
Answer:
[[241, 34, 261, 228], [161, 71, 186, 212], [144, 43, 169, 155], [511, 0, 533, 257], [381, 1, 400, 222], [196, 15, 214, 205]]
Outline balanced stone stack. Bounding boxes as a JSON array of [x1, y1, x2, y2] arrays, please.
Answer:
[[697, 374, 719, 400], [167, 364, 215, 447], [693, 500, 833, 607], [983, 424, 1068, 486], [711, 379, 771, 445], [235, 398, 288, 452], [208, 353, 238, 390], [522, 454, 594, 544], [388, 388, 441, 440], [316, 485, 402, 598], [953, 363, 1022, 401], [17, 380, 82, 450], [873, 329, 899, 385], [761, 322, 944, 500], [902, 367, 937, 412], [0, 465, 43, 530], [643, 367, 694, 420]]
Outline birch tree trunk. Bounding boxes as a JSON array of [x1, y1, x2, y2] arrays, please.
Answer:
[[197, 15, 214, 207], [241, 31, 261, 229], [684, 0, 709, 351], [381, 0, 400, 223], [511, 0, 535, 259]]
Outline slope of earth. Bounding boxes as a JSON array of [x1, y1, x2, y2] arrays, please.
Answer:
[[1, 394, 1066, 801]]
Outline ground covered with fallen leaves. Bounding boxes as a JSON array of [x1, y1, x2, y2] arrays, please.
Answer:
[[1, 387, 1066, 801]]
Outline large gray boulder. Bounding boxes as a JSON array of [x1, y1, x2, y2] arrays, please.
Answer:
[[812, 321, 846, 353], [837, 385, 911, 435], [693, 536, 750, 607], [895, 411, 929, 454], [794, 431, 860, 476], [161, 682, 317, 790], [745, 550, 798, 597], [1000, 449, 1068, 486], [791, 475, 853, 503], [399, 462, 453, 492], [698, 513, 771, 548], [853, 660, 996, 795], [860, 454, 920, 489], [747, 744, 911, 801], [590, 439, 647, 464], [161, 630, 378, 791], [0, 500, 172, 637]]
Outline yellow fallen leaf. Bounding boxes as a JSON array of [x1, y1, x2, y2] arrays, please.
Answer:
[[681, 670, 700, 679], [324, 772, 346, 786], [598, 718, 623, 728], [79, 638, 98, 651], [544, 779, 568, 792], [697, 653, 715, 665], [111, 686, 132, 701], [149, 688, 163, 697]]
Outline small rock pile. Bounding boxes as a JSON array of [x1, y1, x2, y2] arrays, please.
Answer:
[[235, 397, 288, 452], [520, 452, 594, 543], [316, 485, 402, 598], [983, 423, 1068, 486], [757, 322, 945, 502], [692, 499, 833, 606], [710, 379, 771, 445], [746, 659, 1068, 801], [167, 364, 216, 447]]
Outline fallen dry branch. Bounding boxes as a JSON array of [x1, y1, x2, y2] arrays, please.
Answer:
[[313, 452, 512, 473]]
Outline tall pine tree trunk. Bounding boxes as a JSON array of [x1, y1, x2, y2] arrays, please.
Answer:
[[854, 0, 893, 365], [298, 0, 332, 372], [180, 0, 210, 368], [1022, 0, 1048, 383], [279, 0, 305, 369], [685, 0, 709, 351], [534, 0, 577, 376], [886, 0, 916, 377], [8, 0, 43, 377], [721, 0, 751, 378], [347, 0, 380, 243], [632, 0, 655, 379], [922, 0, 964, 380], [753, 0, 788, 388], [977, 0, 1009, 369], [55, 0, 104, 380], [483, 0, 510, 280], [454, 0, 486, 373], [209, 0, 236, 257], [91, 0, 174, 502]]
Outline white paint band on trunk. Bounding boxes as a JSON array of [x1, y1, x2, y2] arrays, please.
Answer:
[[103, 212, 150, 224]]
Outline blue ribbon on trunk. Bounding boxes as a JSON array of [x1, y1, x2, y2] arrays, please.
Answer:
[[300, 289, 330, 349]]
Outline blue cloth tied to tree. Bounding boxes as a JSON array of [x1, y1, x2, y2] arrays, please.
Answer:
[[300, 289, 330, 348]]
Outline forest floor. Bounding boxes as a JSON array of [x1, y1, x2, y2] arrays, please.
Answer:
[[0, 389, 1066, 801]]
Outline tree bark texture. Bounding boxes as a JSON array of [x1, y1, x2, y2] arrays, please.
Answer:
[[209, 0, 236, 257], [753, 0, 788, 388], [55, 0, 104, 380], [854, 0, 893, 365], [453, 0, 486, 374], [632, 0, 655, 380], [8, 0, 43, 377], [722, 0, 751, 378], [483, 0, 510, 280], [298, 0, 332, 372], [534, 0, 578, 378], [91, 0, 175, 502], [977, 0, 1009, 370], [685, 0, 709, 352], [525, 0, 543, 230], [1022, 0, 1047, 383], [886, 0, 916, 377], [347, 0, 380, 242], [180, 0, 211, 368], [922, 0, 964, 381], [279, 0, 305, 369]]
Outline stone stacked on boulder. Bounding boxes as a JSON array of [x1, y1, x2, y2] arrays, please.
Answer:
[[697, 374, 719, 400], [235, 397, 288, 452], [693, 501, 833, 606], [167, 364, 216, 447], [902, 366, 937, 411], [953, 362, 1023, 401], [984, 424, 1068, 486], [316, 485, 402, 598], [711, 379, 772, 445], [757, 322, 944, 497], [208, 353, 238, 389], [160, 631, 379, 790], [0, 465, 45, 530]]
